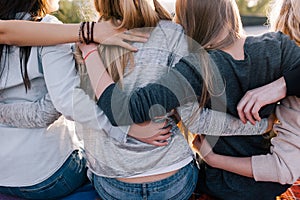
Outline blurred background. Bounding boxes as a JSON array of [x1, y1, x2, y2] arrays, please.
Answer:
[[53, 0, 271, 34]]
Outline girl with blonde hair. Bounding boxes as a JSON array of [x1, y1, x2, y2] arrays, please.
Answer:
[[76, 1, 200, 199]]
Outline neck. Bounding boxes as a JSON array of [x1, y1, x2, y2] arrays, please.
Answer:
[[221, 34, 246, 60]]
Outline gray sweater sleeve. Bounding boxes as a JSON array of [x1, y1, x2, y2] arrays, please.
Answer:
[[178, 104, 268, 136], [0, 93, 61, 128], [97, 57, 201, 126]]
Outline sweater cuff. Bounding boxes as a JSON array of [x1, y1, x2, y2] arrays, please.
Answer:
[[251, 155, 278, 183]]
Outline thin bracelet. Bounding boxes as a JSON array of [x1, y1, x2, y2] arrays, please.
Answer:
[[83, 48, 98, 61], [91, 22, 95, 43], [82, 22, 88, 44], [86, 21, 90, 44], [78, 22, 85, 43]]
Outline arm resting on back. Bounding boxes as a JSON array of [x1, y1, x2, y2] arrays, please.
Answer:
[[0, 93, 60, 128]]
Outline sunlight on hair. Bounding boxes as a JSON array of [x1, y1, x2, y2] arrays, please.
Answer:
[[72, 0, 98, 21]]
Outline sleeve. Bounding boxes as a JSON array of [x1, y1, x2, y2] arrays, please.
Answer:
[[283, 67, 300, 97], [0, 93, 61, 128], [280, 32, 300, 77], [178, 104, 268, 136], [39, 43, 127, 142], [98, 53, 266, 136], [97, 57, 203, 126], [251, 96, 300, 184]]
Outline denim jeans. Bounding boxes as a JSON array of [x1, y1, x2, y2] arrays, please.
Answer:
[[0, 150, 88, 200], [92, 161, 198, 200]]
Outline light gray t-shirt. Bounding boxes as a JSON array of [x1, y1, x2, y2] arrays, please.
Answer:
[[82, 20, 194, 178]]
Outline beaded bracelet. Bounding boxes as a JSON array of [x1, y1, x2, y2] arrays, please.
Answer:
[[79, 21, 96, 44], [78, 22, 85, 43]]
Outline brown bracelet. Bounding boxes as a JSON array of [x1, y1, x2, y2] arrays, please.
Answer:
[[86, 21, 90, 44], [78, 22, 85, 43], [79, 21, 96, 44], [91, 21, 95, 43], [81, 22, 88, 44]]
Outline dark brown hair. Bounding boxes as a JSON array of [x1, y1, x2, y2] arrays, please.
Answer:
[[0, 0, 49, 91]]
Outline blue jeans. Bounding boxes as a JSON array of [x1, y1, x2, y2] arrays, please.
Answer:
[[92, 161, 198, 200], [0, 150, 88, 200]]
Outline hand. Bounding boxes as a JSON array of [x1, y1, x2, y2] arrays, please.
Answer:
[[93, 21, 149, 51], [237, 77, 286, 125], [128, 121, 172, 147], [192, 135, 214, 162]]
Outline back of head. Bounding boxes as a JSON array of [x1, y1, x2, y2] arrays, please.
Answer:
[[0, 0, 48, 20], [0, 0, 49, 91], [269, 0, 300, 45], [175, 0, 243, 50], [93, 0, 172, 84], [94, 0, 171, 29]]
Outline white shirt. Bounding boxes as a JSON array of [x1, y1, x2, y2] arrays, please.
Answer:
[[0, 15, 125, 186]]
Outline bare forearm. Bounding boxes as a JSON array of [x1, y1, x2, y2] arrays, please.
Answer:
[[0, 20, 79, 46], [83, 48, 114, 99], [206, 153, 253, 178]]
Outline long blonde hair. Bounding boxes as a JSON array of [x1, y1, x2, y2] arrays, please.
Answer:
[[269, 0, 300, 45], [94, 0, 171, 84]]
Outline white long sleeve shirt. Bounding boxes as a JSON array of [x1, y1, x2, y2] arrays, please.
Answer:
[[0, 15, 125, 186]]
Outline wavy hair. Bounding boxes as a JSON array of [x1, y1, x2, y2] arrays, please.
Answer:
[[93, 0, 171, 84], [269, 0, 300, 45]]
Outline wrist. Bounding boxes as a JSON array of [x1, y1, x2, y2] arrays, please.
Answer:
[[276, 77, 287, 99], [203, 152, 216, 167], [83, 48, 98, 61]]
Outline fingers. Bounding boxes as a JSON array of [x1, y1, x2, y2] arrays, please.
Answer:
[[146, 133, 172, 147], [156, 132, 172, 141], [118, 41, 138, 52], [237, 91, 262, 125], [159, 126, 172, 135], [121, 33, 148, 43], [243, 101, 256, 125], [124, 29, 150, 38], [237, 92, 253, 124], [237, 98, 247, 124], [251, 103, 262, 122], [151, 140, 169, 147]]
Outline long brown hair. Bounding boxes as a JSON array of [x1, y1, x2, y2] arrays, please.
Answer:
[[174, 0, 230, 116], [0, 0, 49, 91], [175, 0, 243, 50], [93, 0, 172, 84], [269, 0, 300, 45]]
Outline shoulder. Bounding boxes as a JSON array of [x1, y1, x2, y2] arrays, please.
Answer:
[[177, 54, 203, 72], [41, 14, 63, 24], [158, 20, 184, 32], [246, 31, 291, 47]]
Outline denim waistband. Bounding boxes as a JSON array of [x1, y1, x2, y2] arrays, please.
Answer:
[[100, 161, 196, 193]]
